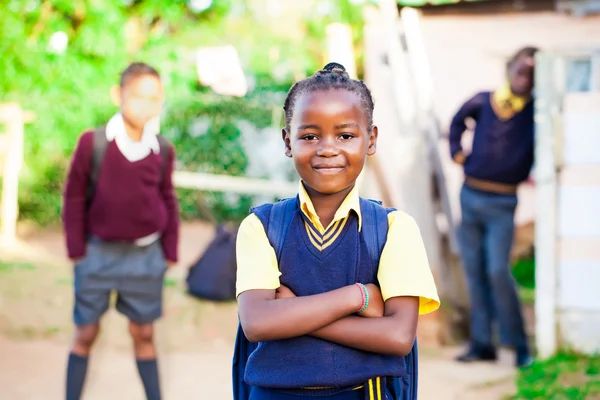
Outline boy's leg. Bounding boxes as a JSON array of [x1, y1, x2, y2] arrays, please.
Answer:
[[129, 322, 161, 400], [116, 240, 166, 400], [456, 186, 497, 361], [483, 193, 530, 367], [68, 241, 112, 400], [67, 324, 100, 400]]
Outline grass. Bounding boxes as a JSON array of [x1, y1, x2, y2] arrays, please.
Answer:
[[512, 257, 536, 304], [512, 353, 600, 399], [518, 286, 535, 305], [0, 260, 37, 273]]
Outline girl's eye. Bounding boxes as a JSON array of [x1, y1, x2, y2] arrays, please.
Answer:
[[301, 135, 318, 141]]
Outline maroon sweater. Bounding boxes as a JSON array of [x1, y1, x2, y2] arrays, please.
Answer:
[[62, 130, 180, 261]]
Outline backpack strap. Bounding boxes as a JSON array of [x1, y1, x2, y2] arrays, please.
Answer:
[[233, 196, 298, 400], [87, 126, 109, 205], [156, 135, 170, 183], [86, 129, 170, 205], [266, 196, 298, 261], [359, 198, 394, 269], [359, 198, 419, 400]]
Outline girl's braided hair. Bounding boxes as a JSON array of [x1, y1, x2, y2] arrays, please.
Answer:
[[283, 62, 375, 132]]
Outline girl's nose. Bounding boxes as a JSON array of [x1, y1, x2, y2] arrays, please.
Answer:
[[316, 137, 339, 157]]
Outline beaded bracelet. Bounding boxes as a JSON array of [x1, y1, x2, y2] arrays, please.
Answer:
[[355, 283, 369, 313]]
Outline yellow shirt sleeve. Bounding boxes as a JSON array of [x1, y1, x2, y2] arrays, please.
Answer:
[[377, 210, 440, 315], [235, 213, 282, 297]]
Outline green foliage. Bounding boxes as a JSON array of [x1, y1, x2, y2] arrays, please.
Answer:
[[1, 0, 365, 225], [513, 353, 600, 399], [512, 257, 535, 289]]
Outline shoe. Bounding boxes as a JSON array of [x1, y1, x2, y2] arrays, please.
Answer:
[[516, 348, 533, 368], [455, 346, 497, 363]]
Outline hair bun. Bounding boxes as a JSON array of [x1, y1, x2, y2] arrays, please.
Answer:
[[322, 62, 346, 73]]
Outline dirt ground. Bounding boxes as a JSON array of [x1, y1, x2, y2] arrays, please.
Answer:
[[0, 221, 522, 400]]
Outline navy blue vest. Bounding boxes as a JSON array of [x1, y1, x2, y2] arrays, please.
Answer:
[[244, 200, 408, 389]]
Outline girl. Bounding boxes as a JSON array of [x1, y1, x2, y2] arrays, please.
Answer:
[[235, 63, 440, 399]]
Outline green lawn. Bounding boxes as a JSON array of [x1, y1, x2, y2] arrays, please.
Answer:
[[513, 257, 535, 305], [513, 353, 600, 399]]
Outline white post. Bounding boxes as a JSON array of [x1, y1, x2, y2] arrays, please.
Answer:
[[400, 7, 458, 255], [325, 23, 357, 79], [325, 21, 372, 191], [534, 53, 563, 359], [0, 103, 26, 245]]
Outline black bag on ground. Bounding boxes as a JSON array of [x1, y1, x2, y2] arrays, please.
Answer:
[[186, 224, 238, 301]]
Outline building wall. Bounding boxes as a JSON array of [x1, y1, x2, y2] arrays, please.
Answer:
[[556, 92, 600, 353], [417, 11, 600, 226]]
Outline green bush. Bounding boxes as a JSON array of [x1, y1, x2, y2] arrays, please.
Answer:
[[1, 0, 365, 225], [512, 257, 535, 289]]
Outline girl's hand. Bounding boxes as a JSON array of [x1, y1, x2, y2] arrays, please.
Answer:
[[358, 283, 384, 318], [275, 284, 296, 299]]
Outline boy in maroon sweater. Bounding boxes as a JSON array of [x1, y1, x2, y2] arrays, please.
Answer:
[[62, 62, 179, 400]]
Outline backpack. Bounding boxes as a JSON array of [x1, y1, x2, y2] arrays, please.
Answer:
[[232, 197, 419, 400], [86, 126, 170, 204], [186, 224, 238, 301]]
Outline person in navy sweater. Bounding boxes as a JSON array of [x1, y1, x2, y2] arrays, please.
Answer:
[[235, 63, 440, 399], [450, 47, 538, 368], [62, 62, 179, 400]]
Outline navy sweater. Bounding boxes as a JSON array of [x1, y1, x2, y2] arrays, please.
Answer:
[[244, 203, 406, 391], [449, 91, 534, 185]]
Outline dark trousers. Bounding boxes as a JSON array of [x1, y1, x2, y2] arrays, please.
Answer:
[[457, 185, 528, 350]]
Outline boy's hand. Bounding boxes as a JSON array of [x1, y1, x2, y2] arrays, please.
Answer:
[[359, 283, 384, 318], [275, 284, 296, 299], [453, 151, 467, 165]]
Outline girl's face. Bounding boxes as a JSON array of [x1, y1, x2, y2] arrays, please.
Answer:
[[119, 74, 164, 130], [508, 56, 535, 96], [283, 89, 377, 196]]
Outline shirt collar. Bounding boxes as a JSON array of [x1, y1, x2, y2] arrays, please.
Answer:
[[297, 181, 362, 233], [492, 81, 530, 113], [105, 112, 160, 154]]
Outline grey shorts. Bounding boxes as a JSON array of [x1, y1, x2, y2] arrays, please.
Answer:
[[73, 237, 167, 326]]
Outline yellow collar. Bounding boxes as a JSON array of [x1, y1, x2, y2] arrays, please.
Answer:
[[491, 82, 530, 120], [298, 181, 362, 234]]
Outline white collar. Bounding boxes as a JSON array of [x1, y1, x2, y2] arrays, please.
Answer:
[[105, 113, 160, 162]]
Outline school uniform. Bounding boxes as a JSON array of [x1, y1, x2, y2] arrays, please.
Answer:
[[62, 113, 180, 325], [449, 85, 533, 360], [235, 182, 439, 399]]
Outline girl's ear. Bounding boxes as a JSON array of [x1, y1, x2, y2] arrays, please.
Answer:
[[110, 85, 122, 107], [282, 129, 292, 158], [367, 125, 378, 156]]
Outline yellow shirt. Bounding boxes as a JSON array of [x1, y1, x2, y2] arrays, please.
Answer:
[[491, 81, 530, 120], [236, 182, 440, 315]]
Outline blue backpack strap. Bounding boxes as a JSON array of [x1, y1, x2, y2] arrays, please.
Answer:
[[359, 198, 418, 400], [266, 196, 298, 261], [232, 321, 256, 400], [233, 197, 298, 400], [359, 198, 392, 269]]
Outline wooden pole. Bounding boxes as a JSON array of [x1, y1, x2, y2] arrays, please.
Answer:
[[364, 0, 447, 345], [534, 52, 563, 359], [0, 103, 27, 245], [325, 23, 357, 79], [173, 171, 297, 198]]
